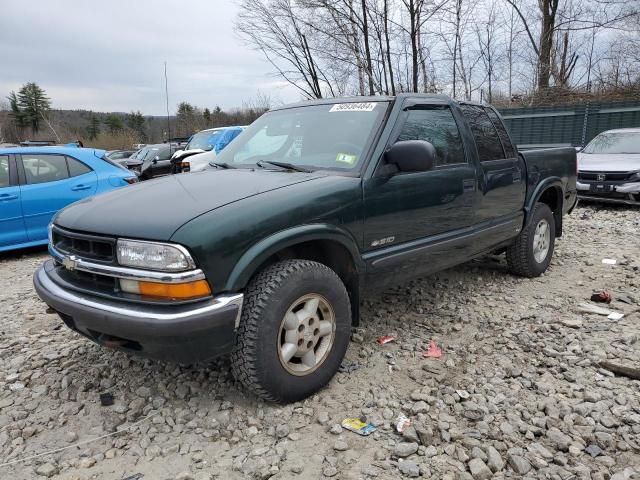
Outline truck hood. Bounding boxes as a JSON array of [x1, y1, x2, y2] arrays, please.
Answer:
[[578, 153, 640, 172], [54, 169, 322, 240]]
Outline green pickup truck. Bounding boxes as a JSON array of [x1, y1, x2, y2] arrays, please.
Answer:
[[34, 94, 577, 402]]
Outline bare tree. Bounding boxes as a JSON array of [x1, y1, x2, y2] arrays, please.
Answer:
[[237, 0, 327, 98], [475, 2, 502, 102], [505, 0, 638, 91], [383, 0, 396, 94], [235, 0, 639, 102]]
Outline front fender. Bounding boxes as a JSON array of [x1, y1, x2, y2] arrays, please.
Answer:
[[224, 224, 363, 292]]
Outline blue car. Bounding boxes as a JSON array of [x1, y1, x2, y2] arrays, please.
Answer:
[[0, 147, 137, 252], [170, 126, 246, 172], [186, 126, 245, 154]]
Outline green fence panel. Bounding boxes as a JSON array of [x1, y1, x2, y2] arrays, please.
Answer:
[[497, 100, 640, 148]]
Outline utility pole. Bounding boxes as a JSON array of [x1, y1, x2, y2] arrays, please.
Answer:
[[164, 61, 171, 141]]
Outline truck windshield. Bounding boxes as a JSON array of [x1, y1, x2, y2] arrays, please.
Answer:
[[583, 132, 640, 155], [186, 130, 224, 151], [215, 102, 389, 172]]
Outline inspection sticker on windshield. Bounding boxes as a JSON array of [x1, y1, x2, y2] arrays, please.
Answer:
[[336, 153, 357, 165], [330, 102, 376, 112]]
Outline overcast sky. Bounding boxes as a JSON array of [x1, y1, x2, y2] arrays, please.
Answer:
[[0, 0, 300, 115]]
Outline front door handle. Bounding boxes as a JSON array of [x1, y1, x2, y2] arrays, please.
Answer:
[[0, 193, 18, 201], [462, 180, 476, 192], [71, 184, 92, 191], [512, 170, 522, 183]]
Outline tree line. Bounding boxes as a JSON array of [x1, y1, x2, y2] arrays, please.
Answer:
[[236, 0, 640, 104], [0, 83, 270, 148], [174, 92, 271, 137]]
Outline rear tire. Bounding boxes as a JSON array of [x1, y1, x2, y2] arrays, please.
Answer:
[[506, 203, 556, 277], [231, 260, 351, 403]]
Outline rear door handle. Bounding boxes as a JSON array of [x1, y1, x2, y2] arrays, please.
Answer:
[[71, 184, 91, 191], [462, 180, 476, 192], [0, 193, 18, 201]]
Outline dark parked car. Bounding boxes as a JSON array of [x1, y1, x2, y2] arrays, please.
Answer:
[[127, 144, 180, 180], [34, 94, 577, 402], [106, 150, 136, 161]]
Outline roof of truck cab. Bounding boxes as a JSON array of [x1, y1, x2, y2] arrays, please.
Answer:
[[599, 128, 640, 134], [270, 93, 456, 111]]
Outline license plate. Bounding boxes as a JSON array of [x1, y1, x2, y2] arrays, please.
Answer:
[[590, 183, 611, 193]]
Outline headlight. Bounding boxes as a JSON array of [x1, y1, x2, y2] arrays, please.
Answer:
[[116, 239, 196, 272], [629, 171, 640, 181]]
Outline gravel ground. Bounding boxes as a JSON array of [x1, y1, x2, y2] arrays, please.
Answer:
[[0, 204, 639, 480]]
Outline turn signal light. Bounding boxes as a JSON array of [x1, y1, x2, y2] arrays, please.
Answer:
[[120, 279, 211, 300]]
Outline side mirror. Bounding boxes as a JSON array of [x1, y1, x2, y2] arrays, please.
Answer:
[[384, 140, 436, 173], [153, 155, 159, 164]]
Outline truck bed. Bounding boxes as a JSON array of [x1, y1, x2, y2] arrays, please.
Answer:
[[520, 147, 577, 212]]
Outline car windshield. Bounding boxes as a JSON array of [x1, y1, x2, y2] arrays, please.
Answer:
[[215, 102, 389, 172], [583, 132, 640, 155], [186, 130, 225, 151], [128, 149, 141, 160], [138, 146, 161, 161]]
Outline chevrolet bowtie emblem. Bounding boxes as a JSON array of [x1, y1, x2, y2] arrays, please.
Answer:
[[62, 255, 79, 271], [597, 174, 606, 181]]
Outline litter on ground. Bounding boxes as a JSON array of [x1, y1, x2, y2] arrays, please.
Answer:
[[341, 418, 377, 436], [423, 340, 443, 358]]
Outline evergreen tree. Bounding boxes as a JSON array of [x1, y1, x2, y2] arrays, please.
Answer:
[[105, 115, 124, 134], [86, 114, 100, 140], [126, 111, 146, 140], [7, 91, 26, 129], [15, 82, 51, 132], [203, 107, 211, 125], [176, 102, 196, 136]]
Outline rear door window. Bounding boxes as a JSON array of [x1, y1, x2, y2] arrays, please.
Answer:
[[396, 106, 466, 166], [21, 154, 70, 184], [67, 157, 92, 177], [157, 146, 172, 160], [0, 155, 10, 187], [459, 104, 505, 162], [484, 108, 516, 158]]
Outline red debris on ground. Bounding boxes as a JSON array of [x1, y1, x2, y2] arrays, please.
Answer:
[[376, 334, 396, 345], [423, 340, 443, 358], [591, 291, 612, 304]]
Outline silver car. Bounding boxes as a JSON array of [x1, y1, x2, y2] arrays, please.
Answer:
[[577, 128, 640, 205]]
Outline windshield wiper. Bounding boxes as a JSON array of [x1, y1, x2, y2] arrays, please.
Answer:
[[256, 160, 312, 173], [208, 162, 236, 169]]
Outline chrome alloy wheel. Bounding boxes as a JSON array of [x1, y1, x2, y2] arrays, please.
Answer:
[[277, 294, 336, 376], [533, 219, 551, 263]]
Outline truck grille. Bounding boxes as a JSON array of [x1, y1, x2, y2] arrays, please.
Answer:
[[578, 171, 632, 182], [51, 226, 116, 263]]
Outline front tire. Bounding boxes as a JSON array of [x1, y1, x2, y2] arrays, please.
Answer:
[[231, 260, 351, 403], [506, 203, 556, 277]]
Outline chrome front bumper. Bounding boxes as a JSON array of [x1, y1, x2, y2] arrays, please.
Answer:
[[34, 261, 244, 362]]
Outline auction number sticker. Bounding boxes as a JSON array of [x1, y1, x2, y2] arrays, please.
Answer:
[[336, 153, 357, 165], [330, 102, 377, 112]]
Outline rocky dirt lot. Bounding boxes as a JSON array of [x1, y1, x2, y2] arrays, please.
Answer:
[[0, 204, 639, 480]]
